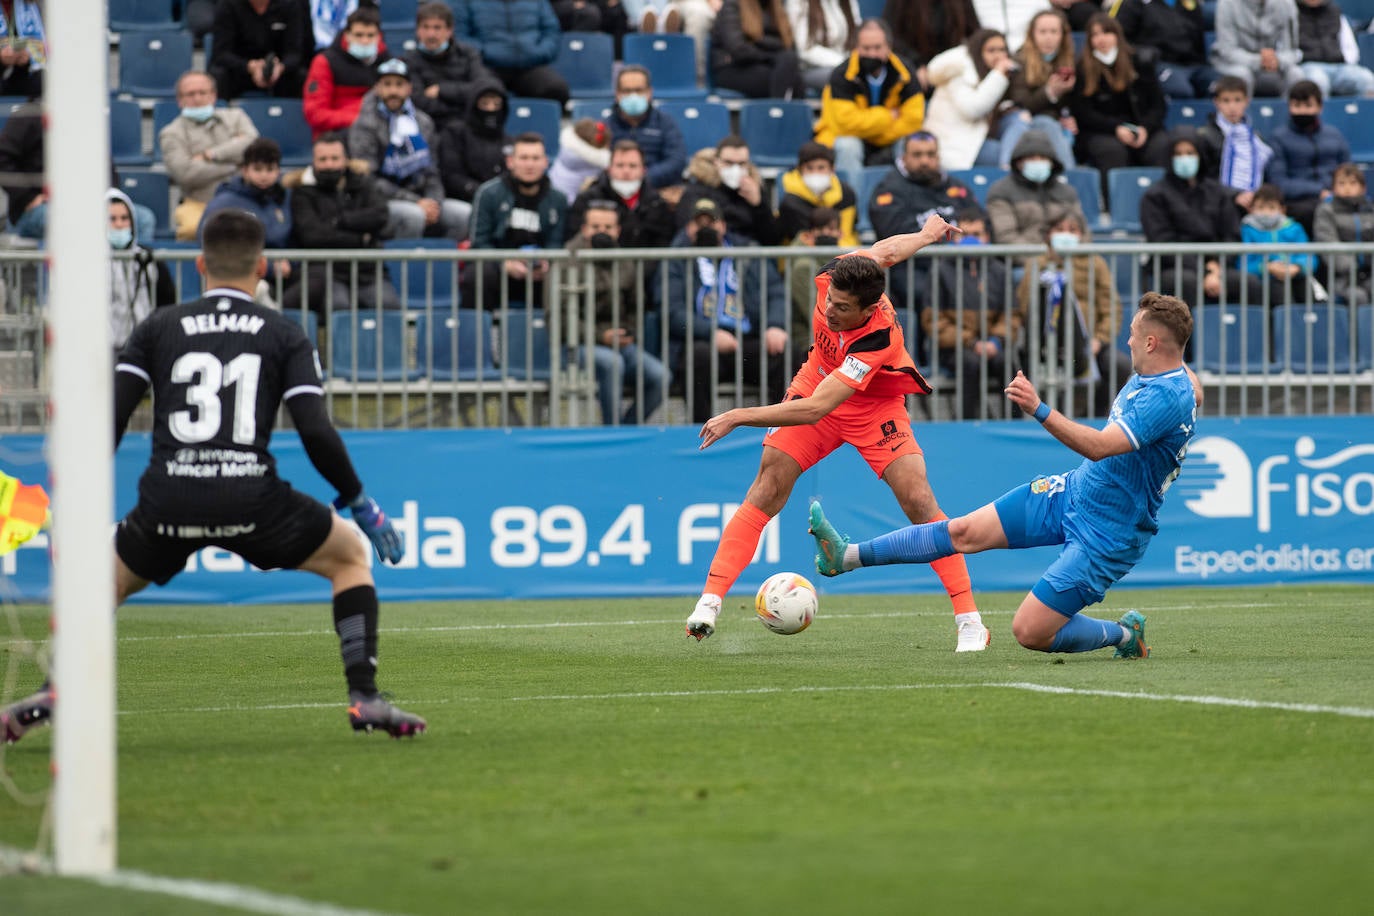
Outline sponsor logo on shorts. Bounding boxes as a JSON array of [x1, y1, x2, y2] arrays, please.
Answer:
[[156, 523, 257, 539], [876, 418, 909, 450]]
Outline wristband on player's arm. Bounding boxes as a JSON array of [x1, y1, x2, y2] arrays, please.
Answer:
[[1033, 401, 1051, 423]]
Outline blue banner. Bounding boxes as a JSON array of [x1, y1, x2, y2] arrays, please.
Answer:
[[3, 416, 1373, 603]]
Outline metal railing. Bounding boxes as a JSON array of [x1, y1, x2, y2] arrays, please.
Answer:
[[2, 241, 1371, 433]]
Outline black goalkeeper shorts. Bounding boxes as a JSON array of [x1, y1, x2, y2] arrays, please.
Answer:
[[116, 486, 334, 586]]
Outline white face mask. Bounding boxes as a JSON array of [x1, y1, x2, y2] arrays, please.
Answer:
[[1092, 46, 1118, 67], [610, 178, 642, 198], [802, 173, 832, 196], [718, 164, 745, 190]]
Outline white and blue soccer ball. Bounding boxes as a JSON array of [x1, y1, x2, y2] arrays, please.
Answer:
[[755, 572, 818, 635]]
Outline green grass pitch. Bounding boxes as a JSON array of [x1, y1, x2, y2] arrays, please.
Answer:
[[3, 585, 1373, 915]]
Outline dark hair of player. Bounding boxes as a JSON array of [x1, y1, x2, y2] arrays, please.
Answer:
[[828, 255, 887, 308], [201, 209, 266, 280], [1136, 291, 1193, 349]]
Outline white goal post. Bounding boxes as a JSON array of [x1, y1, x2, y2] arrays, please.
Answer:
[[48, 0, 116, 874]]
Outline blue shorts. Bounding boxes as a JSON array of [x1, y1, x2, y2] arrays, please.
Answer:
[[992, 473, 1144, 617]]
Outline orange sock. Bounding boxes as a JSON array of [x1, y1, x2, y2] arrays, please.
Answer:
[[703, 501, 772, 597], [926, 511, 978, 615]]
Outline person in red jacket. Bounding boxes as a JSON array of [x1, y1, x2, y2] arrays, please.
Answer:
[[303, 5, 391, 138]]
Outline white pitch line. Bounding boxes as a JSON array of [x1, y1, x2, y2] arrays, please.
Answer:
[[0, 845, 409, 916]]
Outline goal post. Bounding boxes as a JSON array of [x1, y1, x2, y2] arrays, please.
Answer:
[[48, 0, 116, 874]]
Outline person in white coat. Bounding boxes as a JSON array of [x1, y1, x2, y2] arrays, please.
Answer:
[[786, 0, 862, 93], [923, 29, 1017, 171], [971, 0, 1050, 54]]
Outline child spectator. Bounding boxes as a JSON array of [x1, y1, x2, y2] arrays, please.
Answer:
[[1241, 183, 1319, 302], [1195, 75, 1273, 213], [549, 118, 612, 203], [1265, 80, 1352, 235], [777, 141, 859, 246], [1312, 163, 1374, 304]]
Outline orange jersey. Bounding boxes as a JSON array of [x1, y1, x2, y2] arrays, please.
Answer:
[[791, 259, 931, 400]]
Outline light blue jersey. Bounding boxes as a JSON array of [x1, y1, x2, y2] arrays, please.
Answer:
[[1070, 367, 1197, 548]]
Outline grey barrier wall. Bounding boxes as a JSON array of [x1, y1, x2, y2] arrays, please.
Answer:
[[2, 242, 1371, 433]]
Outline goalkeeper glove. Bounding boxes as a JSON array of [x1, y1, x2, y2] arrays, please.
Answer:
[[335, 492, 404, 564]]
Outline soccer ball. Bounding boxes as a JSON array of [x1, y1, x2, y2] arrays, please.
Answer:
[[755, 572, 818, 635]]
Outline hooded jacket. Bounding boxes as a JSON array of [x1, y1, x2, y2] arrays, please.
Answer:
[[1240, 212, 1314, 276], [815, 48, 925, 148], [107, 188, 176, 350], [606, 104, 687, 190], [347, 89, 447, 203], [1112, 0, 1208, 67], [923, 43, 1013, 171], [1139, 129, 1242, 245], [567, 171, 677, 249], [986, 130, 1085, 245], [777, 169, 859, 246], [198, 173, 293, 250], [402, 38, 497, 127], [676, 148, 782, 245], [438, 78, 511, 202], [454, 0, 561, 69], [303, 32, 393, 138]]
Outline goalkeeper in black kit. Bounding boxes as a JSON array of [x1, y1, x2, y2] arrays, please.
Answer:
[[1, 209, 425, 742]]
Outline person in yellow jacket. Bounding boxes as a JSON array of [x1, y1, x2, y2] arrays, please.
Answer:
[[777, 141, 860, 246], [814, 18, 925, 195]]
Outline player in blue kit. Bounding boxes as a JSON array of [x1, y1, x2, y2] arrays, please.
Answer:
[[808, 292, 1201, 658]]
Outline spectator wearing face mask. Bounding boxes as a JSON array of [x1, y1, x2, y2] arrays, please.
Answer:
[[1240, 182, 1319, 304], [568, 139, 678, 249], [160, 70, 260, 241], [1016, 207, 1133, 417], [106, 188, 175, 353], [438, 81, 511, 204], [986, 129, 1084, 245], [778, 142, 859, 246], [303, 5, 392, 138], [677, 135, 782, 245], [1313, 163, 1374, 306], [403, 1, 498, 131], [605, 65, 687, 191], [1264, 79, 1352, 236]]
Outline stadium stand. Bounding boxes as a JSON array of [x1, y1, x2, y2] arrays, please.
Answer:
[[378, 0, 419, 33], [330, 312, 422, 382], [1165, 98, 1212, 131], [1322, 99, 1374, 165], [1274, 304, 1355, 374], [622, 34, 702, 100], [280, 309, 321, 347], [569, 100, 615, 122], [554, 32, 616, 99], [110, 99, 150, 166], [949, 167, 1004, 207], [1248, 98, 1286, 138], [1195, 304, 1275, 374], [384, 238, 461, 310], [505, 98, 564, 157], [118, 169, 173, 239], [234, 99, 314, 166], [1359, 305, 1374, 371], [499, 309, 554, 381], [738, 100, 819, 168], [415, 310, 505, 381], [1064, 167, 1104, 229], [657, 100, 730, 158], [1105, 167, 1163, 235], [117, 29, 194, 98], [855, 164, 889, 239], [108, 0, 178, 31]]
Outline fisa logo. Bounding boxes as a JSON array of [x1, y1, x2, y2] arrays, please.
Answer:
[[1179, 436, 1374, 533]]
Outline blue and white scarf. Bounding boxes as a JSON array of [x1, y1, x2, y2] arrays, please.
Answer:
[[379, 99, 433, 184], [1217, 116, 1272, 193], [695, 248, 750, 334], [311, 0, 358, 50], [0, 0, 45, 71]]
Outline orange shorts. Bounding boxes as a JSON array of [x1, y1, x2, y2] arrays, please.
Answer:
[[763, 391, 922, 478]]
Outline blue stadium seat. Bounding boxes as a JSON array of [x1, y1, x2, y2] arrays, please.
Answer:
[[118, 169, 173, 239], [737, 100, 818, 168], [1195, 305, 1274, 373], [415, 310, 504, 381], [1249, 98, 1285, 137], [568, 99, 615, 123], [1357, 304, 1374, 370], [1359, 32, 1374, 67], [554, 32, 615, 98], [623, 34, 700, 99], [110, 99, 149, 166], [1202, 0, 1218, 28], [949, 167, 1004, 207], [505, 97, 563, 157], [1105, 167, 1163, 234], [1063, 166, 1103, 228], [1323, 98, 1374, 164], [657, 100, 730, 157], [279, 309, 321, 346], [1165, 98, 1212, 131], [856, 164, 890, 238], [234, 99, 314, 166], [117, 29, 194, 98], [329, 312, 421, 382], [382, 28, 417, 56], [1273, 304, 1355, 373], [857, 0, 886, 17], [377, 0, 418, 31], [383, 238, 460, 310], [499, 309, 554, 381], [109, 0, 177, 30], [153, 241, 202, 299]]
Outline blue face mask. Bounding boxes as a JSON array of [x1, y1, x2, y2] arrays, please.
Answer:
[[1049, 231, 1080, 252], [1172, 154, 1199, 180], [348, 41, 378, 61], [618, 93, 650, 118], [422, 40, 449, 54], [108, 226, 133, 249], [1020, 159, 1052, 184], [181, 104, 215, 123], [956, 234, 984, 246], [1042, 51, 1057, 62]]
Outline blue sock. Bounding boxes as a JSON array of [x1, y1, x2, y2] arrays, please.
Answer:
[[1048, 614, 1124, 653], [858, 520, 954, 567]]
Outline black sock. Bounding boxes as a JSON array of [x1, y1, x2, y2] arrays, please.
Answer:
[[333, 585, 379, 696]]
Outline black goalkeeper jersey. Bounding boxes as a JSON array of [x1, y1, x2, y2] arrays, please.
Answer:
[[116, 288, 324, 522]]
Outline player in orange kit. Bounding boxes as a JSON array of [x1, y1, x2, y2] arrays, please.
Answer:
[[687, 212, 991, 652]]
